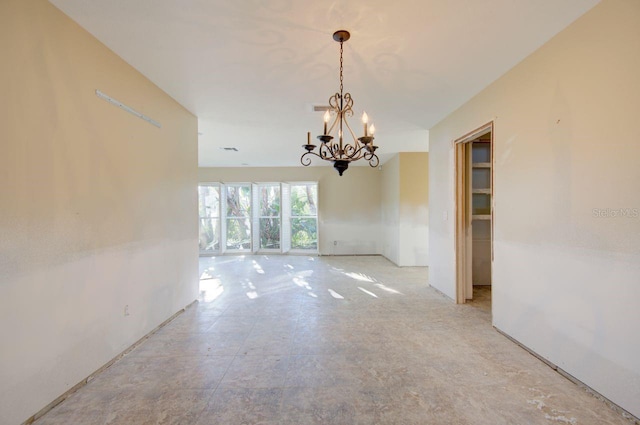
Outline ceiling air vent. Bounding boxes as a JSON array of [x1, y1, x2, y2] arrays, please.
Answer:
[[312, 105, 330, 112], [220, 147, 238, 152]]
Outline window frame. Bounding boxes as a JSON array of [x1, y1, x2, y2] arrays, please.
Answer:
[[223, 183, 253, 253], [255, 183, 282, 253], [199, 181, 319, 256], [289, 182, 319, 253], [198, 183, 221, 255]]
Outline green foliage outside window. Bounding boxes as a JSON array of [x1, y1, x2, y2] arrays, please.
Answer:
[[226, 185, 251, 250], [291, 184, 318, 249], [199, 183, 318, 252], [260, 185, 281, 249], [198, 186, 220, 252], [226, 218, 251, 249], [199, 218, 220, 251], [291, 218, 317, 249]]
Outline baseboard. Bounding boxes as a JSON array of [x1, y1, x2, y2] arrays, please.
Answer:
[[22, 300, 197, 425], [494, 327, 639, 424]]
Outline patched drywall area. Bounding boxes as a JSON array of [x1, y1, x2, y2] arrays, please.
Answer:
[[428, 0, 640, 417], [0, 1, 199, 423], [198, 166, 382, 255]]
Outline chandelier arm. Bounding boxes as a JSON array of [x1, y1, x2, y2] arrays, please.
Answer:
[[301, 151, 322, 166], [368, 154, 380, 168], [345, 144, 368, 160]]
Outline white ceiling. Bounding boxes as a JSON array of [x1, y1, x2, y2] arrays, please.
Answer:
[[49, 0, 599, 167]]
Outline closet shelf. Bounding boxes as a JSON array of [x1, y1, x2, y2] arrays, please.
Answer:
[[472, 162, 491, 168], [472, 188, 491, 194]]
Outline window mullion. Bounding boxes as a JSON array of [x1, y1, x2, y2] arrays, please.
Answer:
[[281, 183, 291, 253], [219, 183, 227, 254], [251, 183, 259, 252]]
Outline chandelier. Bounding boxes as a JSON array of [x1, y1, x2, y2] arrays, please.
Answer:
[[301, 30, 379, 176]]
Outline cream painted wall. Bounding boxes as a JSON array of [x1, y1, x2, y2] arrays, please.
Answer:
[[0, 1, 199, 423], [199, 166, 382, 255], [428, 0, 640, 417], [399, 153, 429, 266], [381, 155, 401, 264], [380, 153, 429, 267]]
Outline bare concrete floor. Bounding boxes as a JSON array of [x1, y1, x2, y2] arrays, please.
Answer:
[[35, 255, 632, 424], [469, 285, 492, 313]]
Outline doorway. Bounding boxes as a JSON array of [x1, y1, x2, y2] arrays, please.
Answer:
[[454, 122, 493, 306]]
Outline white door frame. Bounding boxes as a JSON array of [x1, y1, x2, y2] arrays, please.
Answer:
[[454, 121, 494, 304]]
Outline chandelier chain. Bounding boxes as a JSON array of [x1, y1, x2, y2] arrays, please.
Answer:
[[339, 41, 344, 96]]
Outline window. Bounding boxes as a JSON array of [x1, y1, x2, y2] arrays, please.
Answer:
[[198, 182, 318, 254], [198, 184, 220, 254], [225, 184, 251, 251], [290, 183, 318, 250], [258, 184, 281, 250]]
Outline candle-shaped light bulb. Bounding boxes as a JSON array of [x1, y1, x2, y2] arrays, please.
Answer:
[[307, 131, 311, 144], [362, 111, 369, 136], [370, 124, 376, 136], [323, 110, 330, 135]]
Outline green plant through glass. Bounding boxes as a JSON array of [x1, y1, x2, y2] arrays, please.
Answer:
[[291, 184, 318, 249], [260, 185, 281, 249], [226, 185, 251, 250], [198, 185, 220, 252]]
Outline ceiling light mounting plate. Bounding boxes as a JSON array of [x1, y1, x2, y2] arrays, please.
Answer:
[[333, 30, 350, 43]]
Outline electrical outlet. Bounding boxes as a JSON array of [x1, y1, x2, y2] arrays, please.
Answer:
[[124, 305, 130, 316]]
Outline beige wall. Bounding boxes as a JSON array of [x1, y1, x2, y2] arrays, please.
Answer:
[[399, 153, 429, 266], [0, 1, 199, 423], [199, 166, 382, 255], [381, 155, 401, 263], [381, 153, 429, 266], [428, 0, 640, 417]]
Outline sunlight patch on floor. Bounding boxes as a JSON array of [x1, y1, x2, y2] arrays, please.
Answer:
[[200, 269, 214, 280], [293, 277, 312, 290], [374, 283, 403, 295], [358, 287, 378, 298], [328, 289, 344, 299], [252, 260, 265, 274], [344, 272, 376, 282], [199, 278, 224, 302]]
